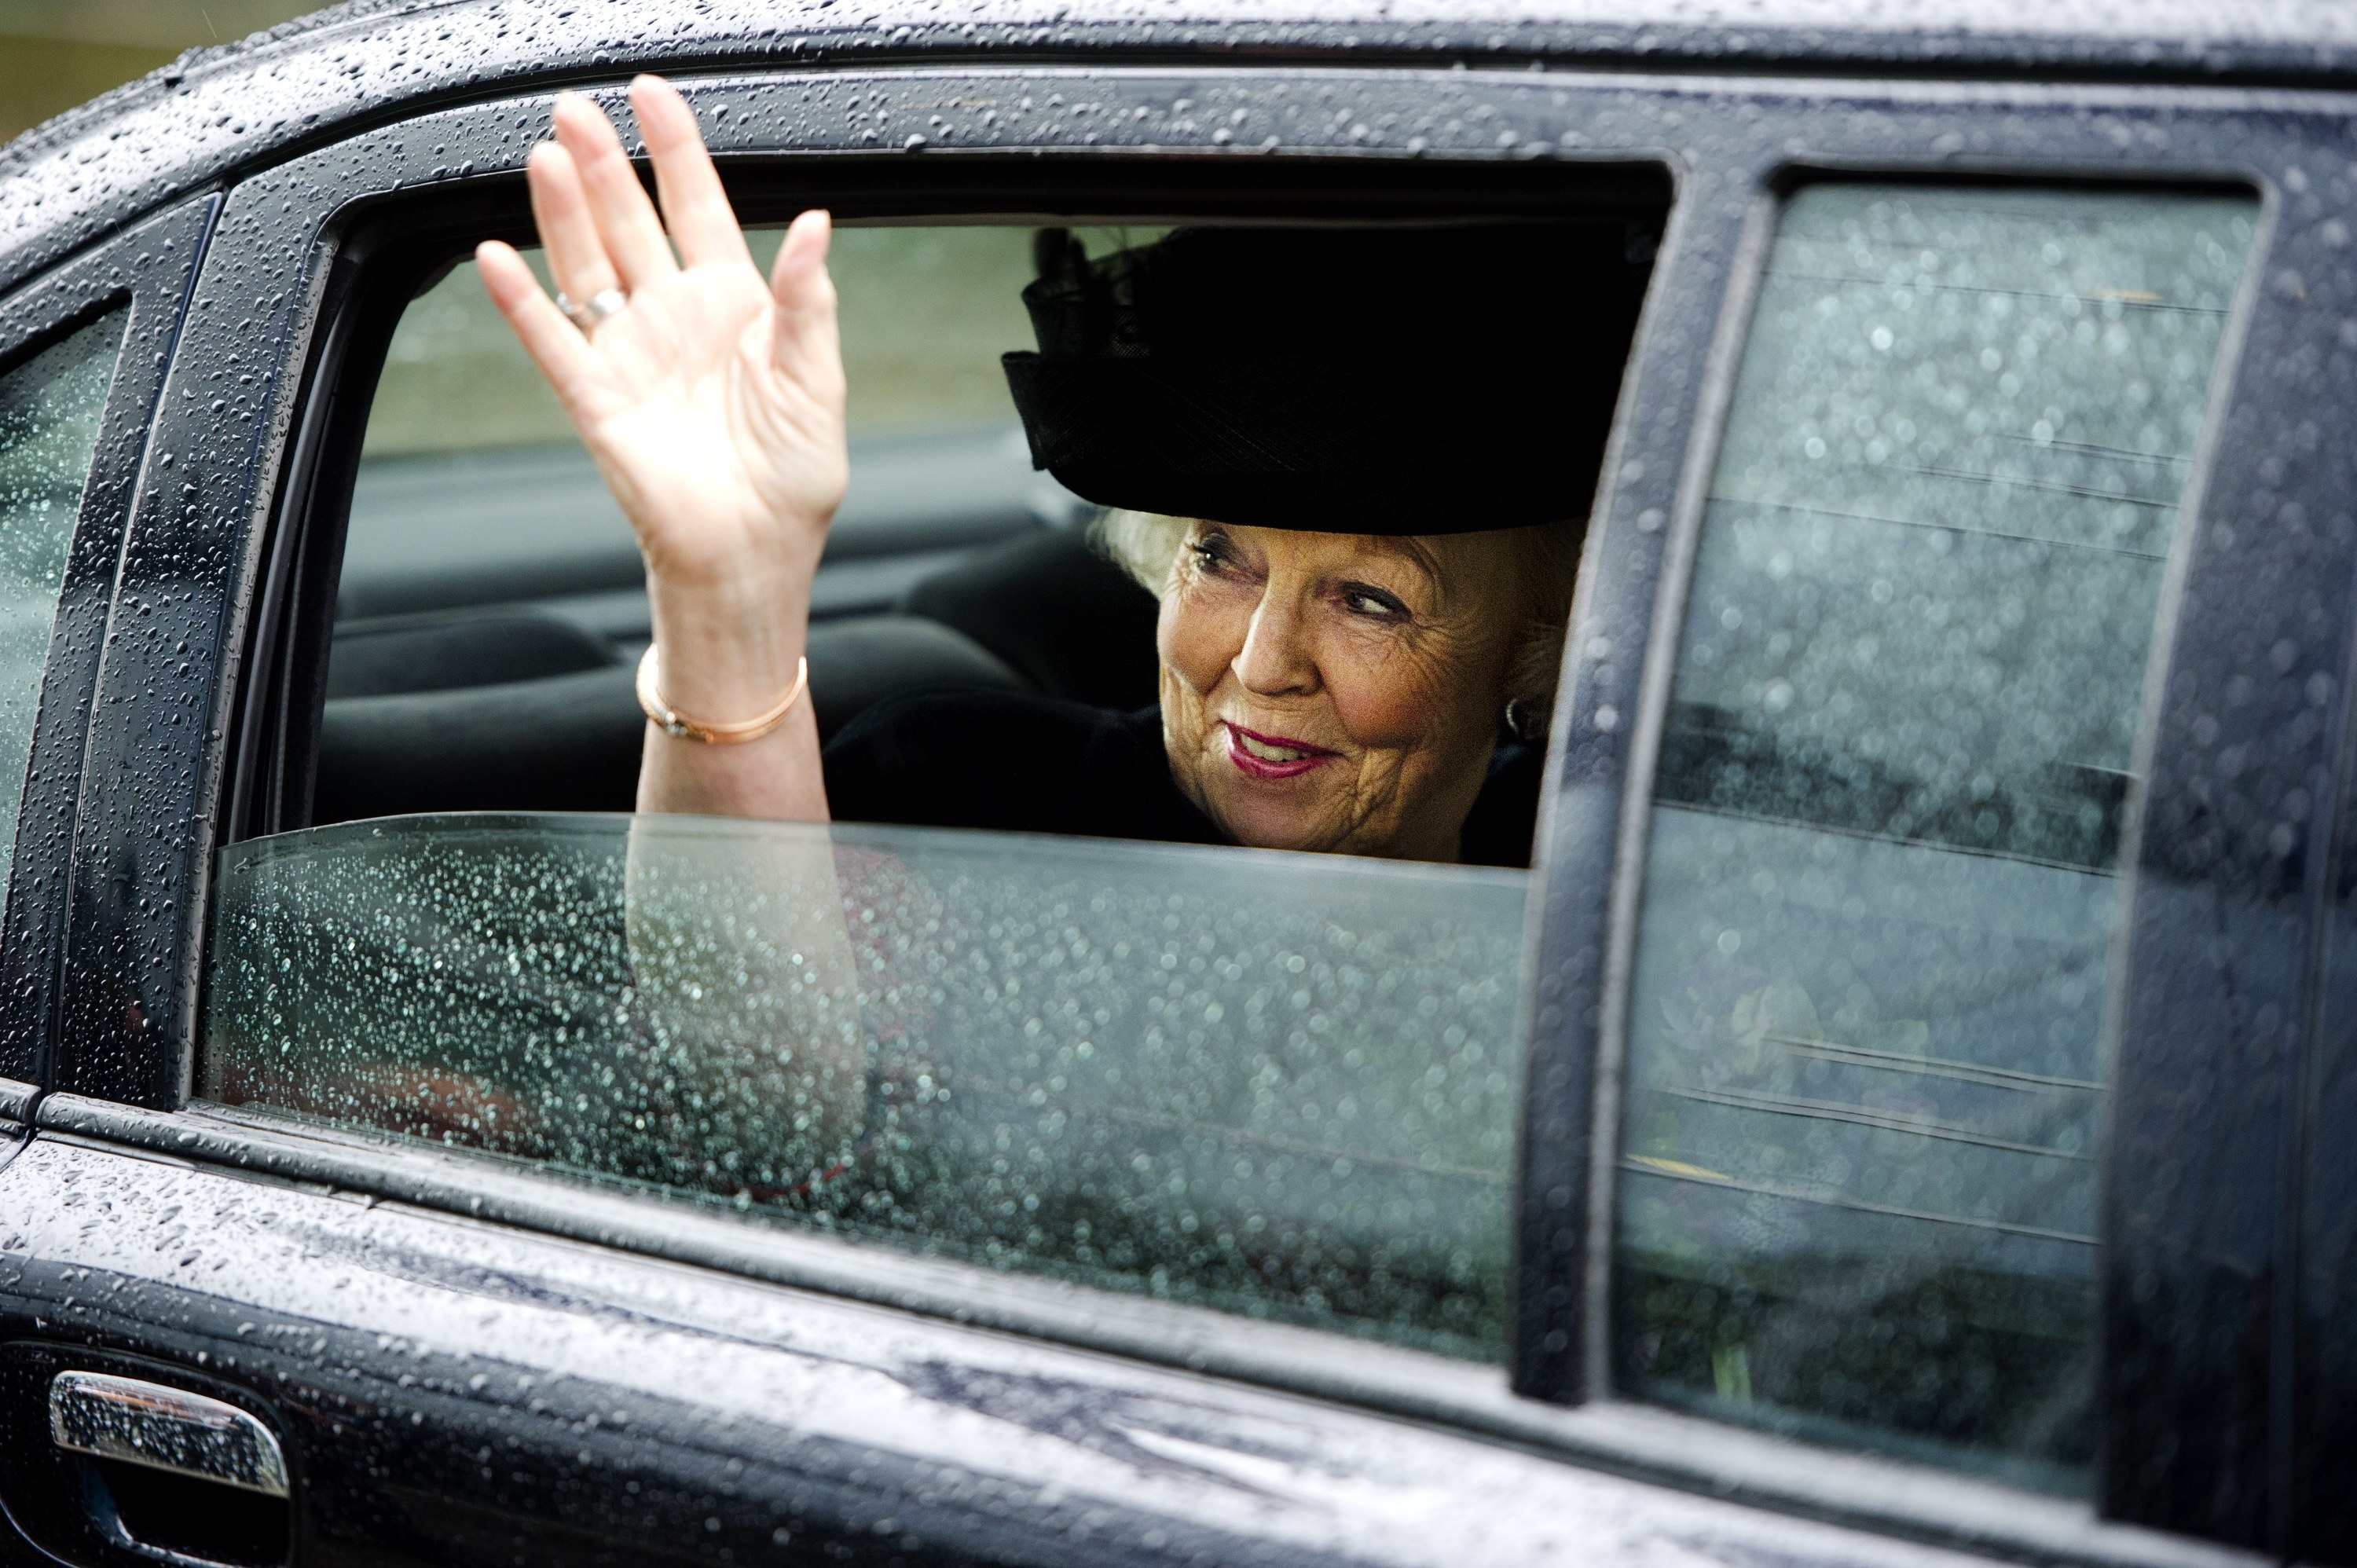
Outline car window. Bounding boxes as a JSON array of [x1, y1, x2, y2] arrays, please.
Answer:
[[314, 217, 1639, 830], [200, 214, 1657, 1361], [0, 312, 124, 910], [1615, 185, 2256, 1489]]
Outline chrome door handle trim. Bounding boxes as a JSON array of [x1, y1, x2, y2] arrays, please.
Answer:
[[49, 1371, 288, 1499]]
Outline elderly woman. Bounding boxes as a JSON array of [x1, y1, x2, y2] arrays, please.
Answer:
[[478, 78, 1640, 864]]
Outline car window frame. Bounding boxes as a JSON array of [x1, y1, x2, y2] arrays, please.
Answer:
[[200, 104, 1673, 1382], [0, 193, 217, 1101], [2300, 589, 2357, 1564], [31, 58, 2353, 1568]]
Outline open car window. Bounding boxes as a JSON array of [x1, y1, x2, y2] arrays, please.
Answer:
[[200, 214, 1657, 1363], [322, 225, 1124, 833], [1614, 184, 2257, 1489]]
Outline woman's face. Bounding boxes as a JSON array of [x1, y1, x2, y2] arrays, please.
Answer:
[[1157, 521, 1527, 861]]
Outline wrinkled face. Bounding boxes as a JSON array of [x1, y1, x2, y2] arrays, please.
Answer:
[[1157, 522, 1527, 861]]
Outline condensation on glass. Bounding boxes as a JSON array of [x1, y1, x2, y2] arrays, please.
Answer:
[[0, 312, 123, 907], [1615, 185, 2257, 1489], [203, 816, 1524, 1359]]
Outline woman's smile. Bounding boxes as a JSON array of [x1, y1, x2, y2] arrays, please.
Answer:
[[1223, 720, 1339, 779]]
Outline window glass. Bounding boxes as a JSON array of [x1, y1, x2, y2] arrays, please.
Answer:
[[1615, 185, 2256, 1489], [203, 814, 1524, 1357], [0, 312, 124, 907]]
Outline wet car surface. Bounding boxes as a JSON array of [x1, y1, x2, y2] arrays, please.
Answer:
[[2, 3, 2355, 1566]]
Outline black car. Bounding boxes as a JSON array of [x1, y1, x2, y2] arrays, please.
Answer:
[[0, 2, 2352, 1565]]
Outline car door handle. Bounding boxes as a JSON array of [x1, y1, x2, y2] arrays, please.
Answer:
[[0, 1361, 291, 1568], [49, 1371, 289, 1498]]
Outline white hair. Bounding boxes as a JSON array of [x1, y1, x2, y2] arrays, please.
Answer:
[[1093, 507, 1194, 596]]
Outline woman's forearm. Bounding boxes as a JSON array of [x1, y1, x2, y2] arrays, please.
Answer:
[[621, 812, 868, 1167]]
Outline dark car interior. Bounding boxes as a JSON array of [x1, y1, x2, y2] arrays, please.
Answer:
[[313, 427, 1162, 823]]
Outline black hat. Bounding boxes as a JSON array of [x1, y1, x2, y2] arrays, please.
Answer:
[[1000, 224, 1648, 534]]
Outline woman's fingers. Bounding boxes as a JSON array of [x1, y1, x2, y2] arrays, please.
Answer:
[[631, 75, 753, 272], [551, 92, 677, 290], [476, 240, 599, 411], [525, 142, 623, 310], [769, 209, 844, 396]]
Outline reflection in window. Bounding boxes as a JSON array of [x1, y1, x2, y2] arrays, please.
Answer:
[[1617, 185, 2256, 1489], [0, 312, 123, 907], [203, 815, 1524, 1359]]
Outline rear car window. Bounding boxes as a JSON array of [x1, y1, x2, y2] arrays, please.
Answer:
[[0, 311, 124, 910], [1615, 184, 2256, 1490]]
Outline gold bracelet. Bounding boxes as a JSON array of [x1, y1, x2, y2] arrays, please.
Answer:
[[636, 643, 808, 746]]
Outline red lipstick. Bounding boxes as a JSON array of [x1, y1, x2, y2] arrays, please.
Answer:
[[1223, 721, 1338, 781]]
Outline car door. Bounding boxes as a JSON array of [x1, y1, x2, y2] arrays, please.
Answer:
[[1, 42, 2350, 1568], [4, 61, 1694, 1567]]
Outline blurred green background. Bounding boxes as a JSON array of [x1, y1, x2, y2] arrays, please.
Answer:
[[366, 229, 1169, 453], [1, 0, 321, 144], [366, 233, 1042, 452]]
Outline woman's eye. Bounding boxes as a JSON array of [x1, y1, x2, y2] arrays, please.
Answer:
[[1342, 586, 1409, 619]]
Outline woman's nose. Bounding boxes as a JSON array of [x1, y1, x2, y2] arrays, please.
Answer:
[[1233, 594, 1319, 696]]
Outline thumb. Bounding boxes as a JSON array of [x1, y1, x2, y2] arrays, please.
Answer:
[[770, 208, 844, 398]]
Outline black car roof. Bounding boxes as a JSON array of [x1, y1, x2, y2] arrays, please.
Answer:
[[3, 0, 2354, 298]]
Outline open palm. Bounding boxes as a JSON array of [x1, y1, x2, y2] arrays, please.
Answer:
[[477, 78, 847, 595]]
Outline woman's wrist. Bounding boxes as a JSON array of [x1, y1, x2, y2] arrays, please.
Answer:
[[643, 566, 814, 725]]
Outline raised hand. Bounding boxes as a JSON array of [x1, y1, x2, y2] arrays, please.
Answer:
[[478, 75, 841, 819]]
